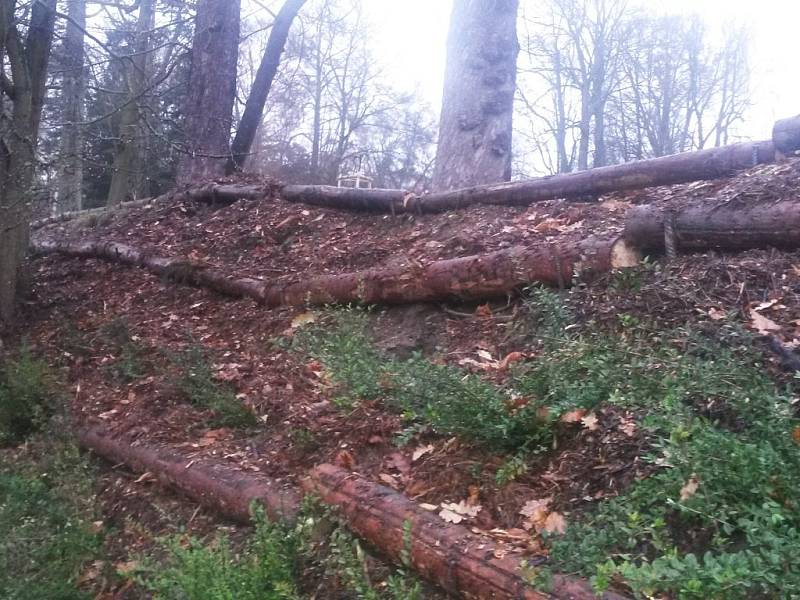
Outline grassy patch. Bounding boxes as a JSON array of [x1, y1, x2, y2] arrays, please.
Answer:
[[100, 317, 147, 383], [0, 348, 55, 446], [136, 501, 423, 600], [297, 298, 800, 598], [0, 434, 102, 599], [170, 344, 257, 428]]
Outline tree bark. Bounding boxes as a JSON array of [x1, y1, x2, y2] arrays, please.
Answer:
[[177, 0, 241, 184], [432, 0, 520, 191], [76, 423, 626, 599], [106, 0, 155, 206], [304, 464, 629, 600], [56, 0, 86, 214], [772, 115, 800, 156], [624, 200, 800, 252], [226, 0, 306, 174], [31, 236, 639, 307], [0, 0, 57, 323], [77, 424, 298, 522]]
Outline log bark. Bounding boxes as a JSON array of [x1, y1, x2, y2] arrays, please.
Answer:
[[772, 115, 800, 156], [32, 235, 639, 307], [624, 200, 800, 252], [304, 464, 629, 600], [31, 239, 267, 301], [77, 424, 298, 522], [261, 237, 640, 307]]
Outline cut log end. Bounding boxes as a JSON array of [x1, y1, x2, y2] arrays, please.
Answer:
[[610, 238, 643, 269]]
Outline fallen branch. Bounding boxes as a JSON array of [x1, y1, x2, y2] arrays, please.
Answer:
[[624, 200, 800, 252], [77, 423, 628, 599], [31, 197, 157, 230], [32, 236, 640, 307]]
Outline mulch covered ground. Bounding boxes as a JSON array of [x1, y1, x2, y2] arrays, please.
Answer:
[[12, 157, 800, 596]]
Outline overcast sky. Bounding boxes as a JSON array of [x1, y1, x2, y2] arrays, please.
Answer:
[[362, 0, 799, 141]]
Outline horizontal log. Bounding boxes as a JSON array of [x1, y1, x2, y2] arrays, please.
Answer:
[[304, 464, 629, 600], [772, 114, 800, 155], [31, 239, 267, 301], [32, 235, 640, 307], [31, 197, 157, 231], [262, 237, 641, 307], [624, 200, 800, 252], [77, 423, 628, 599], [77, 424, 298, 522]]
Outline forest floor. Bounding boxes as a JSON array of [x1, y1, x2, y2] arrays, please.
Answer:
[[6, 158, 800, 599]]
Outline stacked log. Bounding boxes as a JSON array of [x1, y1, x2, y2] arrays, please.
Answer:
[[624, 200, 800, 252]]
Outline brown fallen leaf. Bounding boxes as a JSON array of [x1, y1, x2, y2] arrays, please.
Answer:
[[707, 307, 726, 321], [619, 418, 637, 437], [498, 351, 526, 370], [379, 473, 399, 488], [543, 512, 567, 535], [560, 408, 588, 424], [581, 413, 600, 431], [680, 475, 700, 501], [439, 500, 482, 524], [792, 425, 800, 445], [749, 309, 782, 335], [412, 444, 434, 462], [334, 450, 355, 470]]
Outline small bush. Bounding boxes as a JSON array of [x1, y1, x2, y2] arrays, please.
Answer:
[[0, 348, 54, 445], [172, 344, 257, 428], [0, 438, 101, 599]]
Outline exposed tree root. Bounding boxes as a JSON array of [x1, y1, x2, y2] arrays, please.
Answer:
[[77, 423, 628, 599]]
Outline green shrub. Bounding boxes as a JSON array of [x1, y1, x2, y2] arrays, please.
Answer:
[[0, 440, 101, 599], [100, 317, 146, 382], [0, 348, 54, 445]]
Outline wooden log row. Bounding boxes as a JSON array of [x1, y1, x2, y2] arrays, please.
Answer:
[[78, 423, 628, 599], [624, 200, 800, 252], [31, 236, 641, 307]]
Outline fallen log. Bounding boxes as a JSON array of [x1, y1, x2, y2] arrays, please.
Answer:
[[624, 200, 800, 252], [31, 197, 157, 230], [261, 237, 641, 307], [304, 464, 629, 600], [773, 114, 800, 156], [77, 423, 628, 599], [32, 236, 640, 307], [31, 239, 267, 301], [77, 424, 298, 522]]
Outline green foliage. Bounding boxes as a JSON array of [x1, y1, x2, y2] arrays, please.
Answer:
[[171, 344, 257, 428], [138, 508, 300, 600], [0, 437, 102, 599], [295, 310, 552, 451], [495, 453, 529, 486], [543, 331, 800, 598], [0, 348, 55, 445], [100, 317, 146, 383]]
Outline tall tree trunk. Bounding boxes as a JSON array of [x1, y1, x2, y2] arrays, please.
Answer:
[[107, 0, 155, 206], [177, 0, 241, 184], [56, 0, 86, 214], [432, 0, 519, 191], [225, 0, 306, 174], [0, 0, 57, 323]]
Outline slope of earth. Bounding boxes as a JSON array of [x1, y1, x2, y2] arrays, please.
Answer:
[[16, 157, 800, 598]]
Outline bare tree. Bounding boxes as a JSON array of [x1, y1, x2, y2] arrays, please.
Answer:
[[226, 0, 306, 173], [178, 0, 241, 183], [433, 0, 520, 191], [56, 0, 87, 214], [106, 0, 155, 206], [0, 0, 58, 322]]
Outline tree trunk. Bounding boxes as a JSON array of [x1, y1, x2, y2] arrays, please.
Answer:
[[432, 0, 519, 191], [56, 0, 86, 214], [106, 0, 155, 206], [305, 465, 629, 600], [32, 236, 639, 308], [625, 200, 800, 252], [226, 0, 306, 174], [773, 115, 800, 156], [177, 0, 241, 184], [76, 423, 625, 600], [0, 0, 57, 323], [77, 424, 298, 522]]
